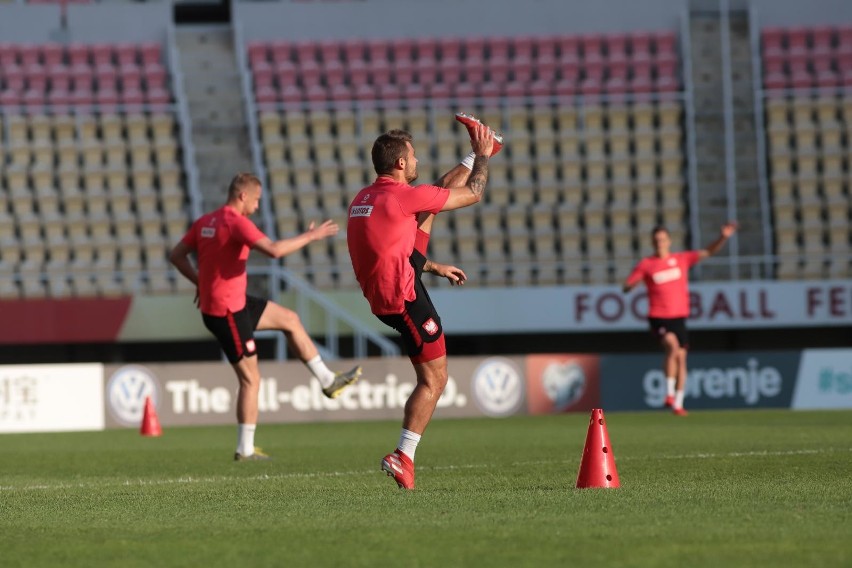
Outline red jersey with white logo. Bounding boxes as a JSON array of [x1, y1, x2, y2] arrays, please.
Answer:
[[347, 177, 450, 315], [626, 251, 701, 318], [180, 205, 266, 316]]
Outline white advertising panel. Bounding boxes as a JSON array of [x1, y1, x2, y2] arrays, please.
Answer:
[[433, 280, 852, 333], [791, 349, 852, 410], [0, 364, 105, 433]]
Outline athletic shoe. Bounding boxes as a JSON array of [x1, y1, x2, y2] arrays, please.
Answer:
[[673, 407, 689, 417], [663, 395, 675, 408], [234, 447, 272, 461], [322, 365, 362, 399], [455, 112, 504, 156], [381, 449, 415, 490]]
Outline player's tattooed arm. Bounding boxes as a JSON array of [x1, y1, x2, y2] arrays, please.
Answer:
[[467, 156, 489, 198]]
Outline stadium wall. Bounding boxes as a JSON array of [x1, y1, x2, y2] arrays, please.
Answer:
[[234, 0, 684, 40], [2, 348, 849, 433]]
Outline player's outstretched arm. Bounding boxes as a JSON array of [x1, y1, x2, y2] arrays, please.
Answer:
[[441, 123, 494, 211], [253, 220, 339, 259], [699, 221, 738, 259], [424, 258, 467, 286]]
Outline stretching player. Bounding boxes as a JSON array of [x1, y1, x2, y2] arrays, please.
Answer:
[[170, 173, 361, 461], [347, 113, 503, 489], [623, 222, 737, 415]]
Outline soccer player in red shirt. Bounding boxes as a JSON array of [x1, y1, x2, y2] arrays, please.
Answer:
[[623, 221, 737, 415], [169, 173, 361, 461], [348, 117, 499, 489]]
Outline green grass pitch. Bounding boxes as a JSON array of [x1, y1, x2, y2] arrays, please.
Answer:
[[1, 409, 850, 567]]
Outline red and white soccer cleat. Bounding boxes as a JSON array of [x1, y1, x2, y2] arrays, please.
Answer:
[[381, 449, 415, 490], [672, 407, 689, 417], [455, 112, 504, 156], [663, 395, 675, 408]]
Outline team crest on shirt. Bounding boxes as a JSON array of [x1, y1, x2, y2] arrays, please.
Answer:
[[201, 227, 216, 238], [422, 318, 439, 335], [667, 258, 676, 266]]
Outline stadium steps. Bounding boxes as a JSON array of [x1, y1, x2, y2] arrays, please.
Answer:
[[687, 6, 765, 279], [175, 24, 266, 297], [175, 25, 253, 214]]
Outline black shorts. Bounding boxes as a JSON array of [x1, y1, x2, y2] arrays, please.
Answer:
[[377, 249, 445, 362], [202, 295, 268, 364], [648, 317, 689, 348]]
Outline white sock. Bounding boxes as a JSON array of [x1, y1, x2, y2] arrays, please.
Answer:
[[675, 390, 685, 410], [306, 354, 336, 388], [237, 423, 256, 456], [460, 151, 476, 170], [666, 377, 676, 397], [397, 428, 421, 461]]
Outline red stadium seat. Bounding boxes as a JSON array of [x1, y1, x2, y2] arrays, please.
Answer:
[[293, 41, 317, 65], [558, 36, 580, 63], [255, 84, 277, 105], [654, 31, 677, 58], [346, 59, 369, 86], [811, 26, 834, 56], [390, 38, 416, 64], [439, 38, 462, 62], [488, 57, 510, 84], [114, 43, 138, 66], [253, 66, 274, 90], [525, 79, 550, 98], [512, 36, 534, 60], [4, 65, 26, 92], [18, 44, 39, 66], [463, 36, 486, 63], [140, 42, 161, 66], [41, 43, 63, 67], [366, 39, 389, 64], [415, 57, 438, 85], [90, 43, 113, 67], [49, 68, 70, 92], [341, 39, 365, 64], [415, 37, 438, 62], [0, 43, 17, 66], [67, 43, 89, 66], [487, 36, 510, 61], [317, 40, 341, 65], [786, 27, 810, 57], [581, 33, 604, 64], [393, 64, 415, 86], [762, 27, 785, 57], [631, 32, 653, 61], [477, 81, 500, 99], [247, 41, 269, 67], [535, 36, 558, 64], [402, 82, 427, 100], [270, 41, 292, 65]]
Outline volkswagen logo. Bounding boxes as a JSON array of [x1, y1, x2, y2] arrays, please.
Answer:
[[471, 358, 524, 418], [106, 365, 160, 426]]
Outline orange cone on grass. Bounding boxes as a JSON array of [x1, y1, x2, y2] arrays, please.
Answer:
[[575, 408, 619, 488], [140, 396, 162, 437]]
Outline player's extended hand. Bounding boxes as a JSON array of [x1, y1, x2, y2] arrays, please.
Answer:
[[306, 219, 339, 241], [469, 123, 495, 158], [721, 221, 738, 238], [429, 262, 467, 286]]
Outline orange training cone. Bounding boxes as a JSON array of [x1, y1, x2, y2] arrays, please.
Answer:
[[140, 396, 163, 437], [575, 408, 619, 489]]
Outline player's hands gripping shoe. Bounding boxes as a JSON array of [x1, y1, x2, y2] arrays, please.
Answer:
[[455, 112, 504, 156]]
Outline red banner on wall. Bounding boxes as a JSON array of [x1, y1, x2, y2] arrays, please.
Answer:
[[0, 298, 132, 344]]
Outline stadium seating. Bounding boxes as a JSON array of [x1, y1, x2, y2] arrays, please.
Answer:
[[247, 31, 686, 288], [761, 24, 852, 279], [0, 41, 189, 298]]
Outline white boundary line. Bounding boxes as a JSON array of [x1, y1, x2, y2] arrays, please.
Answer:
[[1, 447, 849, 493]]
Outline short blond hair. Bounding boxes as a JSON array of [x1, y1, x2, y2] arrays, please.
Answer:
[[227, 173, 262, 199]]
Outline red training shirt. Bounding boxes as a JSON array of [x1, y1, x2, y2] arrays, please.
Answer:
[[181, 205, 266, 316], [625, 251, 701, 319], [347, 177, 450, 315]]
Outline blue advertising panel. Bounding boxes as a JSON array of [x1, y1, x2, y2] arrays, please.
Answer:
[[600, 352, 801, 411]]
